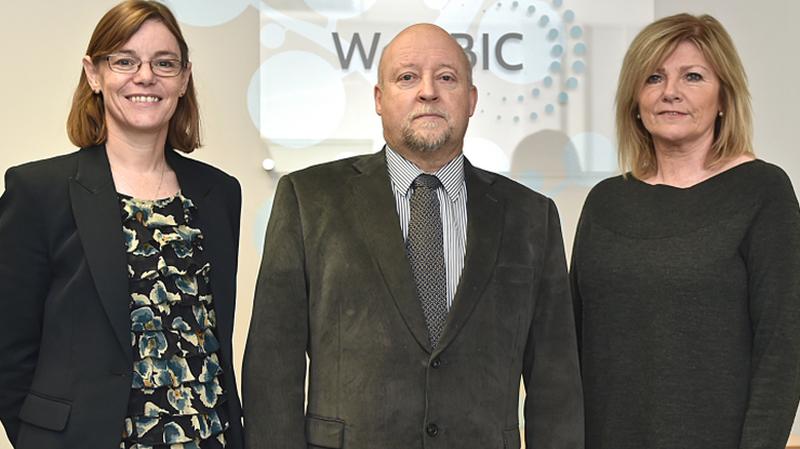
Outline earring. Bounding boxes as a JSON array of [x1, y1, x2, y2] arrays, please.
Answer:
[[718, 111, 724, 117], [636, 113, 641, 119]]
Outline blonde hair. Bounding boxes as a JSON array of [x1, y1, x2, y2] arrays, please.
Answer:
[[67, 0, 201, 152], [615, 13, 753, 178]]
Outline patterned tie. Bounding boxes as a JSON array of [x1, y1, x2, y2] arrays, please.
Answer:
[[406, 174, 447, 349]]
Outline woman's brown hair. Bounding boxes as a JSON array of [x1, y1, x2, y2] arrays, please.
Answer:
[[67, 0, 200, 152]]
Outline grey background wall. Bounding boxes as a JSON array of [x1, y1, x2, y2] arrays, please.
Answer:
[[1, 0, 797, 447]]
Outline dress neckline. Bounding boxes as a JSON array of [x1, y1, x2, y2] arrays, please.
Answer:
[[631, 159, 761, 192], [118, 190, 183, 203]]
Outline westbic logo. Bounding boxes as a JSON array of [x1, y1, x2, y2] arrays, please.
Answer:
[[332, 31, 531, 72], [166, 0, 589, 159], [327, 1, 587, 127]]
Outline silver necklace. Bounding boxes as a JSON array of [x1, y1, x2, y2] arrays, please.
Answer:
[[153, 161, 166, 199], [110, 160, 167, 199]]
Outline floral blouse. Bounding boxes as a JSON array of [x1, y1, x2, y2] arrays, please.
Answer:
[[118, 193, 228, 449]]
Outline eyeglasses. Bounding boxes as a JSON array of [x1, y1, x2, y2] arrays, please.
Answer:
[[105, 54, 186, 77]]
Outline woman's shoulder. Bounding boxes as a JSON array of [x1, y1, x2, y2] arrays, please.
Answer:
[[589, 173, 628, 192], [166, 150, 241, 201], [578, 173, 675, 233], [5, 149, 81, 179], [742, 159, 796, 196], [167, 150, 239, 185], [583, 173, 633, 208], [704, 159, 797, 206], [3, 149, 83, 199]]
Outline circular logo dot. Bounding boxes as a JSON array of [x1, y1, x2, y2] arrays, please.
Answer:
[[566, 77, 578, 89], [477, 0, 588, 122]]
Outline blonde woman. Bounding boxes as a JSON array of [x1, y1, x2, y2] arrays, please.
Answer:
[[571, 13, 800, 449]]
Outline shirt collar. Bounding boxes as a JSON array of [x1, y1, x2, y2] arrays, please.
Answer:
[[385, 145, 465, 202]]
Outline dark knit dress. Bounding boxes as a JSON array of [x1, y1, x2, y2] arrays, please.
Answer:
[[118, 193, 229, 449], [571, 160, 800, 449]]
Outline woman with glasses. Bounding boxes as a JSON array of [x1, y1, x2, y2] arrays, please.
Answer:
[[0, 2, 244, 448]]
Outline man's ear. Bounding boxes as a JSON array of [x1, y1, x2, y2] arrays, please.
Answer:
[[374, 84, 383, 116], [468, 85, 477, 117]]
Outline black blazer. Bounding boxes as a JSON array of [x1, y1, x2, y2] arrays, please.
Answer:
[[243, 149, 583, 449], [0, 145, 244, 449]]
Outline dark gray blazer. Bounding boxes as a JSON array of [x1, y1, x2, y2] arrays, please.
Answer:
[[243, 149, 583, 449], [0, 145, 244, 449]]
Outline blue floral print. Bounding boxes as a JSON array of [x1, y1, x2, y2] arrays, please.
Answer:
[[119, 193, 228, 449]]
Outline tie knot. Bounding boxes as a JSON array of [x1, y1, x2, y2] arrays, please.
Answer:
[[413, 174, 441, 190]]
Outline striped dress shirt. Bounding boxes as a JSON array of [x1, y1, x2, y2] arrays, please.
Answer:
[[385, 147, 468, 309]]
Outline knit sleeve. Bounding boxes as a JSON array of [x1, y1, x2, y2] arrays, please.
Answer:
[[738, 170, 800, 449]]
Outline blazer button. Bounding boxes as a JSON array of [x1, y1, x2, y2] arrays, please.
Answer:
[[431, 358, 442, 369], [426, 423, 439, 437]]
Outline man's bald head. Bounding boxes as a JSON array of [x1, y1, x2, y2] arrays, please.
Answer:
[[377, 23, 473, 87], [373, 22, 478, 172]]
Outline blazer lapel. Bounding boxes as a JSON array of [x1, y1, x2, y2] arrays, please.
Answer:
[[435, 160, 504, 352], [347, 151, 433, 353], [168, 151, 237, 363], [69, 145, 131, 357]]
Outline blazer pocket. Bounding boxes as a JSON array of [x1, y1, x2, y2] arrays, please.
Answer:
[[494, 264, 534, 285], [503, 426, 521, 449], [305, 414, 345, 448], [18, 391, 72, 431]]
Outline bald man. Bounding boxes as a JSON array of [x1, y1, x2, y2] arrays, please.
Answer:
[[243, 24, 583, 449]]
